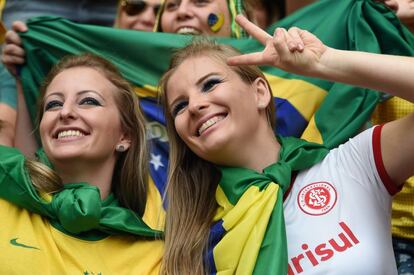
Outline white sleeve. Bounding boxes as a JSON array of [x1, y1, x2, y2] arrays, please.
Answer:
[[332, 125, 399, 209]]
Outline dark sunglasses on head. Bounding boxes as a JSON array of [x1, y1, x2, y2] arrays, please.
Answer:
[[121, 0, 161, 16]]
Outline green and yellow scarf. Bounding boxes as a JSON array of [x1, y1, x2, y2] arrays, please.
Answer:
[[0, 146, 161, 240], [208, 136, 329, 274]]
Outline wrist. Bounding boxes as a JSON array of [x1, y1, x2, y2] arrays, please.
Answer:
[[313, 47, 341, 81]]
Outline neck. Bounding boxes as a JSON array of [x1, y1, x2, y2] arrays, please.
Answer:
[[241, 127, 281, 172], [221, 123, 281, 172], [54, 158, 116, 199]]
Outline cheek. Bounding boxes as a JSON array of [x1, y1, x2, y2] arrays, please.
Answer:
[[39, 115, 50, 137], [118, 13, 132, 28], [105, 114, 124, 139], [174, 118, 189, 142], [160, 13, 172, 32], [38, 116, 52, 149]]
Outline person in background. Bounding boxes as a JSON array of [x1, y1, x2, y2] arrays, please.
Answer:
[[244, 0, 283, 30], [156, 0, 246, 37], [115, 0, 162, 32]]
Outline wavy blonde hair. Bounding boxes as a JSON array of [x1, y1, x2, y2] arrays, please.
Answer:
[[159, 38, 275, 274], [27, 53, 149, 215]]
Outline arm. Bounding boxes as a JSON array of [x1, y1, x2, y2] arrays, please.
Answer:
[[14, 80, 39, 157], [0, 103, 16, 146], [228, 15, 414, 186], [315, 49, 414, 102], [228, 15, 414, 102]]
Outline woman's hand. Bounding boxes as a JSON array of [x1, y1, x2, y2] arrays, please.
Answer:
[[227, 15, 328, 77], [395, 0, 414, 25], [376, 0, 399, 11], [1, 21, 28, 76]]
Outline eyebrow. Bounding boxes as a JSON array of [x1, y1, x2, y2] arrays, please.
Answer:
[[195, 72, 221, 86], [44, 90, 104, 100]]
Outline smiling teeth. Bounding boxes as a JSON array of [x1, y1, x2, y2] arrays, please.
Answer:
[[57, 130, 85, 139], [177, 27, 201, 35], [198, 116, 225, 136]]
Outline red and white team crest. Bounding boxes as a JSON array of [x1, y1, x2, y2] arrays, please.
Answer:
[[297, 182, 337, 216]]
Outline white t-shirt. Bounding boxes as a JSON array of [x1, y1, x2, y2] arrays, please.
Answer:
[[284, 125, 400, 275]]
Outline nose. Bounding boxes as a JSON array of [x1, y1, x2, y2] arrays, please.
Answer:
[[188, 95, 209, 115], [59, 102, 77, 121], [140, 6, 156, 26], [176, 2, 193, 20]]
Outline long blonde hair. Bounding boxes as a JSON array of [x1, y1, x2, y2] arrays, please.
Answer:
[[28, 53, 149, 216], [159, 39, 275, 274]]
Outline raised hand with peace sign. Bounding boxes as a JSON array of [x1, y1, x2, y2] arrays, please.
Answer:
[[227, 15, 328, 77]]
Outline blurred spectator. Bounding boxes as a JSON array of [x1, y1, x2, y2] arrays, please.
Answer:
[[244, 0, 284, 29], [115, 0, 161, 31], [286, 0, 316, 15]]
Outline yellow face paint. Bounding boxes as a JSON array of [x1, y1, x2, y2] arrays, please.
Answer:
[[208, 13, 224, 33]]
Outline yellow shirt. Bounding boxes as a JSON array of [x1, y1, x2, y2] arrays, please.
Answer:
[[0, 199, 163, 275], [372, 96, 414, 240]]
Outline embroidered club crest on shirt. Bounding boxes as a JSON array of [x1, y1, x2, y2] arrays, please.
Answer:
[[297, 182, 337, 216]]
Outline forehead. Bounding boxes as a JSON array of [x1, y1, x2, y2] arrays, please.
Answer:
[[126, 0, 160, 4], [148, 0, 161, 5], [167, 55, 233, 89], [164, 0, 228, 7], [46, 67, 116, 96]]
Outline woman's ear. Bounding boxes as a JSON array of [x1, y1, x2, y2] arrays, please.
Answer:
[[253, 77, 272, 110], [117, 133, 132, 152]]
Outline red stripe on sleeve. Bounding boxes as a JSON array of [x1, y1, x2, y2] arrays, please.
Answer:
[[372, 125, 401, 195]]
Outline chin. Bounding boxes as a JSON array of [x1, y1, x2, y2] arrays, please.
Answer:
[[49, 152, 84, 163], [196, 140, 231, 163]]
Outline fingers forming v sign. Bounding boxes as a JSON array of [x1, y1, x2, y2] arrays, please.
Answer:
[[227, 15, 328, 76], [227, 15, 276, 67]]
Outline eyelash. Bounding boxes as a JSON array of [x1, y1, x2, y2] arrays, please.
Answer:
[[171, 78, 223, 118], [202, 78, 222, 92], [79, 97, 102, 106], [165, 0, 208, 10], [44, 97, 101, 111], [165, 1, 178, 10], [171, 101, 188, 118], [44, 100, 63, 111]]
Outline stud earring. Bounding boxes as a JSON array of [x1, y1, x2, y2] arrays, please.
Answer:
[[116, 144, 126, 152]]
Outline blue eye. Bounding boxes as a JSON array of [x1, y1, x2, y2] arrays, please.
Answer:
[[79, 97, 101, 106], [202, 78, 222, 92], [171, 101, 188, 118], [44, 100, 63, 111]]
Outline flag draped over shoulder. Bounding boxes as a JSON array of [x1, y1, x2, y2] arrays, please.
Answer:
[[210, 137, 329, 275], [17, 0, 414, 272]]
